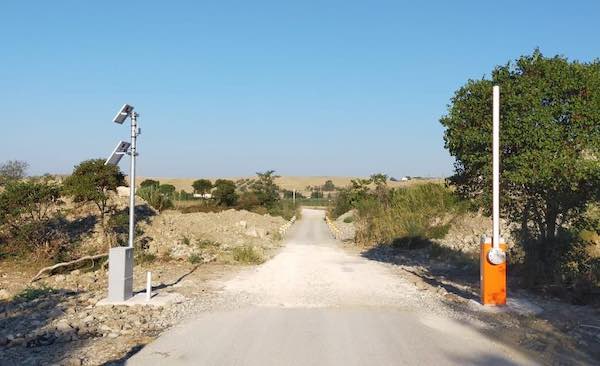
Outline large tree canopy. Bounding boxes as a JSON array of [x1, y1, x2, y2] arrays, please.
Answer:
[[192, 179, 213, 195], [440, 50, 600, 254], [63, 159, 126, 219]]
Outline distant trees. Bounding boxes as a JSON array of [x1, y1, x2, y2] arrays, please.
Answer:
[[140, 179, 160, 189], [63, 159, 126, 220], [213, 179, 237, 206], [251, 170, 280, 208], [192, 179, 213, 195], [158, 184, 176, 196], [440, 50, 600, 282], [0, 160, 28, 186], [322, 180, 336, 192]]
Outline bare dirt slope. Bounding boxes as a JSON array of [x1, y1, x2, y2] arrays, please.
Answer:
[[128, 209, 536, 366]]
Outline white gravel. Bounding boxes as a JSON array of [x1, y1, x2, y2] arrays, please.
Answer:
[[129, 208, 536, 366], [224, 208, 423, 308]]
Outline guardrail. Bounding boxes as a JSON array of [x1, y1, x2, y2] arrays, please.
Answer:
[[278, 215, 297, 237], [325, 216, 342, 240]]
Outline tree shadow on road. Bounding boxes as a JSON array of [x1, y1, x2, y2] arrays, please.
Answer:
[[362, 238, 481, 301]]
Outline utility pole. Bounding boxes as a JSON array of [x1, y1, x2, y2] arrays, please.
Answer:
[[105, 104, 139, 302], [128, 111, 139, 248]]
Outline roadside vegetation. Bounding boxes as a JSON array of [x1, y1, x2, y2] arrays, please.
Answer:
[[330, 176, 468, 247], [0, 160, 297, 277], [175, 170, 299, 220], [330, 50, 600, 304]]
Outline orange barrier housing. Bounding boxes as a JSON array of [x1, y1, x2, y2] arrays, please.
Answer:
[[480, 239, 507, 305]]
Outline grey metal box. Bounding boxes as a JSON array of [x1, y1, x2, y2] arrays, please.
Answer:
[[108, 247, 134, 301]]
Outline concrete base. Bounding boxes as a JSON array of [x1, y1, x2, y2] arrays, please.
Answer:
[[468, 297, 544, 316], [96, 291, 186, 307]]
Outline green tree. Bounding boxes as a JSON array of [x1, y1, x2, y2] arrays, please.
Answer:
[[311, 190, 323, 199], [158, 184, 176, 196], [213, 179, 238, 206], [440, 50, 600, 266], [63, 159, 126, 220], [251, 170, 280, 208], [370, 173, 389, 203], [0, 181, 62, 255], [322, 180, 336, 191], [0, 160, 28, 186], [140, 179, 160, 189], [192, 179, 213, 195]]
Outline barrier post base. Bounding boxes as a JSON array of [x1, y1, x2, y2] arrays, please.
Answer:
[[480, 237, 507, 306]]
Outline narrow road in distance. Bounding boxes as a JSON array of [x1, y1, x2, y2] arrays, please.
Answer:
[[128, 208, 535, 365]]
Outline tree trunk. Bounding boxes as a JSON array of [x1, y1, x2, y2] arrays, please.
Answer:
[[545, 199, 558, 242]]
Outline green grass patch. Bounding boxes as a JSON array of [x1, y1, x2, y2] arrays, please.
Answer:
[[136, 251, 157, 264], [232, 246, 264, 264], [188, 253, 202, 264]]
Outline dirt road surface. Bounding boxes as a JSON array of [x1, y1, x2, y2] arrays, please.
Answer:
[[127, 208, 536, 365]]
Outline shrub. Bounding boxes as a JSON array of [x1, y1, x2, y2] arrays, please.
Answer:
[[343, 216, 354, 223], [232, 246, 264, 264], [173, 190, 194, 201], [267, 200, 297, 221], [188, 253, 202, 264], [213, 179, 238, 206], [178, 201, 222, 214], [140, 179, 160, 189], [237, 191, 260, 210], [0, 181, 64, 258], [352, 183, 467, 247], [137, 186, 173, 212], [136, 251, 156, 264], [159, 184, 176, 196]]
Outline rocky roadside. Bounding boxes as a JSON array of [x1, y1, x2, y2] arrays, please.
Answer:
[[0, 262, 243, 366], [0, 205, 293, 365]]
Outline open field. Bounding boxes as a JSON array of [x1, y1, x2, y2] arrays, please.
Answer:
[[135, 176, 444, 196]]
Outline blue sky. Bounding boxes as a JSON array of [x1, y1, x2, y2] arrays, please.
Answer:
[[1, 1, 599, 178]]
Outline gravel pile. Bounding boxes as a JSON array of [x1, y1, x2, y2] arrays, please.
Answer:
[[139, 209, 287, 260], [334, 210, 356, 242]]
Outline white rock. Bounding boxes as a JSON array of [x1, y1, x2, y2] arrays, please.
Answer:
[[0, 289, 11, 300], [116, 186, 130, 197], [245, 227, 259, 238]]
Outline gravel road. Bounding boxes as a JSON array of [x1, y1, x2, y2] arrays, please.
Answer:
[[128, 208, 536, 365]]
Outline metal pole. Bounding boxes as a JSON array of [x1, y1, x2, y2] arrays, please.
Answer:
[[128, 112, 138, 248], [146, 271, 152, 301], [492, 86, 500, 250], [293, 189, 296, 206]]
